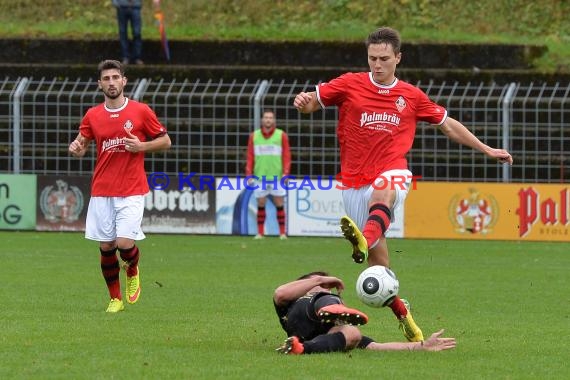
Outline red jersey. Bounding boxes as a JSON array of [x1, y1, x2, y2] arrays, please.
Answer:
[[79, 98, 167, 196], [316, 72, 447, 187]]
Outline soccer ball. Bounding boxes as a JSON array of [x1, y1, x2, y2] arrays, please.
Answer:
[[355, 265, 399, 308]]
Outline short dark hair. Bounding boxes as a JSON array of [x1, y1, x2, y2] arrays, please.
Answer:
[[262, 109, 275, 116], [297, 271, 328, 280], [97, 59, 125, 78], [365, 27, 401, 54]]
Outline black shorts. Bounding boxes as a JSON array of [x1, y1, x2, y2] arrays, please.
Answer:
[[280, 292, 342, 342]]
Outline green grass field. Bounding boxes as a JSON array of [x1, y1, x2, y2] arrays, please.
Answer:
[[0, 231, 568, 379]]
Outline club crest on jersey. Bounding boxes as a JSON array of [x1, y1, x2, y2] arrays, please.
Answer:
[[395, 96, 407, 112], [124, 120, 134, 131]]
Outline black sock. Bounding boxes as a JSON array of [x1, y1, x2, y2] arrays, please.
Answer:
[[302, 332, 346, 354]]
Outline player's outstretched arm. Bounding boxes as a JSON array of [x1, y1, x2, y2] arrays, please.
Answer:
[[68, 133, 91, 158], [439, 117, 513, 165], [293, 91, 321, 114], [364, 329, 456, 352]]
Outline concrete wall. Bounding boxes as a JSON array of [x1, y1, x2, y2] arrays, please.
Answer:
[[1, 38, 566, 83]]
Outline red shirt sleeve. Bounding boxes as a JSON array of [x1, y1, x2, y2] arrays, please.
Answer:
[[281, 131, 291, 176], [245, 133, 255, 176], [416, 89, 447, 125], [79, 109, 94, 140], [316, 73, 350, 108], [142, 103, 168, 138]]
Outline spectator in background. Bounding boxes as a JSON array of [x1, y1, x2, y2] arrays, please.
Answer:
[[246, 109, 291, 240], [112, 0, 161, 65]]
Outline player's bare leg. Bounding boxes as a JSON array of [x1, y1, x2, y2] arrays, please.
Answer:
[[367, 238, 390, 266]]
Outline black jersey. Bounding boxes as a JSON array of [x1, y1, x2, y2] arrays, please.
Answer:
[[274, 292, 340, 342]]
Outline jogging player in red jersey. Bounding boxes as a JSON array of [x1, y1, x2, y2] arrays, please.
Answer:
[[69, 59, 171, 312], [293, 27, 513, 342]]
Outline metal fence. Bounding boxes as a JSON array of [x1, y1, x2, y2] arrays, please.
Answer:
[[1, 77, 569, 183]]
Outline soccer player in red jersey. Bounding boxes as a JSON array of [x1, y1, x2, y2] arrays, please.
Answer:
[[69, 59, 171, 312], [293, 27, 513, 342]]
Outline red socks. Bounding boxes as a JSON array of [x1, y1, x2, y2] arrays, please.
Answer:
[[276, 205, 286, 235], [388, 296, 408, 319], [362, 202, 392, 247], [119, 246, 140, 277], [257, 206, 266, 235], [100, 247, 121, 299]]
